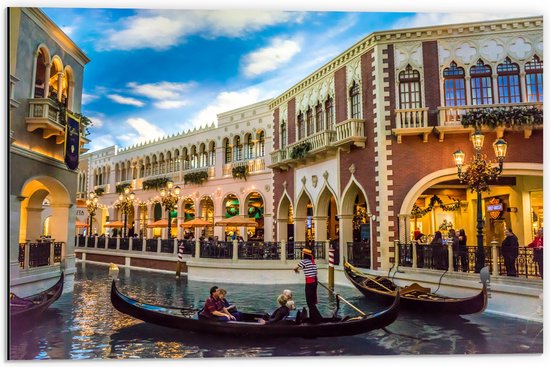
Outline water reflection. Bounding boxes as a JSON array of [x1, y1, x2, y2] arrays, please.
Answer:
[[9, 263, 543, 360]]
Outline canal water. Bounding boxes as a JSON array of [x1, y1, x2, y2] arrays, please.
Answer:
[[9, 263, 543, 361]]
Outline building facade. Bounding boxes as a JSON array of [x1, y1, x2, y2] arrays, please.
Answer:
[[270, 16, 543, 272], [78, 100, 274, 245], [9, 8, 90, 294]]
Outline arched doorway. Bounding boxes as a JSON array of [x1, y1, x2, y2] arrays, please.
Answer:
[[315, 185, 338, 242], [245, 192, 264, 240], [223, 194, 240, 240], [276, 194, 294, 242], [341, 180, 372, 268], [199, 196, 214, 237], [182, 198, 196, 237], [295, 190, 313, 243]]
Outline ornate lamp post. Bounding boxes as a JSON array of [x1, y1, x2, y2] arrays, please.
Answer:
[[160, 181, 181, 239], [85, 192, 99, 235], [118, 187, 135, 238], [453, 131, 508, 273]]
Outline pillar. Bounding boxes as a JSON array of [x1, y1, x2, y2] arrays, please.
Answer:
[[338, 214, 354, 265], [313, 216, 328, 241]]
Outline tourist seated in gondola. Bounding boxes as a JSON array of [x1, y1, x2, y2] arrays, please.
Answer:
[[258, 294, 296, 324], [218, 288, 243, 321], [198, 286, 236, 322]]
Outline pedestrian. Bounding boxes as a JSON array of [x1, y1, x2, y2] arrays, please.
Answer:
[[527, 228, 543, 279], [293, 248, 323, 322], [502, 228, 519, 277], [458, 229, 468, 272], [449, 229, 460, 271]]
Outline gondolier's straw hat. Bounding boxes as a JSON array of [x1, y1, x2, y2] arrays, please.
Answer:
[[302, 248, 312, 255]]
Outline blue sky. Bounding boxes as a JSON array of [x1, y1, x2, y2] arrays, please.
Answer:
[[38, 4, 541, 152]]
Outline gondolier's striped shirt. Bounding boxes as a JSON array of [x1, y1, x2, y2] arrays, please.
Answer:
[[298, 259, 317, 283]]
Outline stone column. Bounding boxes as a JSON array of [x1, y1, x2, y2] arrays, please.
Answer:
[[313, 216, 328, 241], [294, 217, 306, 241], [43, 63, 51, 98], [10, 195, 25, 280], [338, 214, 354, 265], [277, 218, 288, 242]]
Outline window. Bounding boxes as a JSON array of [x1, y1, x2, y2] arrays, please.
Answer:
[[280, 121, 287, 149], [234, 136, 242, 161], [325, 97, 334, 129], [245, 135, 254, 159], [497, 58, 521, 104], [315, 102, 323, 132], [297, 113, 305, 140], [350, 81, 361, 118], [209, 143, 216, 166], [258, 131, 265, 157], [443, 62, 466, 106], [525, 55, 543, 102], [470, 59, 493, 105], [224, 139, 232, 164], [306, 108, 314, 136], [399, 65, 422, 109]]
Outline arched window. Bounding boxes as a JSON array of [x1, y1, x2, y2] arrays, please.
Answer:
[[280, 121, 287, 149], [224, 139, 232, 164], [34, 50, 47, 98], [325, 97, 334, 129], [234, 136, 242, 161], [443, 62, 466, 106], [497, 58, 521, 104], [525, 55, 543, 102], [306, 107, 314, 136], [349, 81, 361, 118], [258, 131, 265, 157], [399, 65, 421, 109], [315, 102, 323, 132], [208, 142, 216, 166], [245, 134, 254, 159], [297, 112, 305, 140], [470, 59, 493, 105]]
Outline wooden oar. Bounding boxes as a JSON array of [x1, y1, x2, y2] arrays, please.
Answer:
[[345, 261, 394, 293], [317, 281, 367, 316]]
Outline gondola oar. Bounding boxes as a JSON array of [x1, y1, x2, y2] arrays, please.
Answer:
[[317, 281, 367, 316], [346, 261, 394, 293]]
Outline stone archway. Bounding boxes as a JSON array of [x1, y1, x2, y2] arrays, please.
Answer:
[[314, 184, 339, 242], [295, 189, 313, 242], [245, 191, 264, 240], [341, 179, 372, 268], [276, 193, 293, 241]]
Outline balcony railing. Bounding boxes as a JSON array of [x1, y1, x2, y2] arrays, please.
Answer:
[[334, 118, 366, 149], [18, 241, 64, 269], [226, 159, 266, 176], [395, 108, 429, 129], [26, 98, 63, 142]]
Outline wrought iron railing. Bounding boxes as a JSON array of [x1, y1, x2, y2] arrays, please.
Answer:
[[238, 241, 280, 260], [291, 241, 326, 260], [97, 237, 106, 248], [146, 239, 158, 252], [347, 241, 371, 268], [200, 241, 232, 259], [119, 238, 130, 250], [160, 239, 174, 253], [18, 241, 64, 269], [178, 240, 195, 255]]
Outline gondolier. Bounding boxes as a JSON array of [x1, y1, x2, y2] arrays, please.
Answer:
[[293, 248, 323, 322]]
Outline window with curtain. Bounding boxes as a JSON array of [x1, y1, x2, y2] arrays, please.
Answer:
[[399, 65, 422, 109], [443, 62, 466, 106], [350, 81, 361, 118], [297, 113, 305, 140], [325, 97, 334, 129], [224, 139, 232, 164], [525, 55, 543, 102], [470, 59, 493, 105], [258, 131, 265, 157], [280, 121, 287, 149], [497, 58, 521, 104], [306, 108, 314, 136], [315, 102, 323, 132]]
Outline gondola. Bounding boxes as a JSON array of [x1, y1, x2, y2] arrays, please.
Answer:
[[110, 280, 400, 338], [344, 261, 488, 315], [10, 272, 64, 324]]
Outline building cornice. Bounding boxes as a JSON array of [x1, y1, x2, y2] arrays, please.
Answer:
[[11, 144, 77, 173], [23, 8, 90, 66], [269, 16, 542, 109]]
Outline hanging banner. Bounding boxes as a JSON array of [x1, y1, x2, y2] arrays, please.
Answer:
[[64, 112, 80, 170]]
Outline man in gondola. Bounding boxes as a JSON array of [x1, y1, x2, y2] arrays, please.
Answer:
[[198, 286, 236, 321], [293, 248, 323, 323]]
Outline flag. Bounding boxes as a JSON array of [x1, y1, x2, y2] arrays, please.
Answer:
[[64, 112, 80, 170]]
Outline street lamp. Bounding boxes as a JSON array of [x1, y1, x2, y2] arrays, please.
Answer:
[[453, 131, 507, 272], [160, 181, 181, 239], [118, 187, 135, 238], [85, 192, 99, 235]]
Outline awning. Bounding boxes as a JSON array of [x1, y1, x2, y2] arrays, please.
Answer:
[[215, 216, 258, 227]]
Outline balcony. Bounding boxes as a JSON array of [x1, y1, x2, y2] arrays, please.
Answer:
[[435, 102, 543, 142], [225, 159, 266, 176], [392, 108, 431, 143], [26, 98, 65, 143], [333, 118, 366, 151]]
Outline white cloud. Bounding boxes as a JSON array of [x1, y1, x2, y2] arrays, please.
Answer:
[[124, 117, 167, 144], [107, 94, 144, 107], [88, 134, 116, 152], [392, 13, 540, 30], [127, 81, 194, 100], [243, 38, 301, 77], [87, 115, 104, 128], [61, 26, 75, 36], [189, 89, 264, 127], [154, 100, 188, 109], [100, 10, 303, 51], [82, 93, 99, 105]]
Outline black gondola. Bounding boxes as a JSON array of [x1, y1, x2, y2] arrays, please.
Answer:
[[10, 272, 64, 324], [344, 261, 488, 315], [110, 280, 400, 338]]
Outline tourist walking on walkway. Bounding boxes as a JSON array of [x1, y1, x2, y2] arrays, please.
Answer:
[[502, 228, 519, 277], [293, 248, 323, 322], [528, 228, 543, 279]]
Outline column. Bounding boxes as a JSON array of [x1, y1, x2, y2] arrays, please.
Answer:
[[43, 63, 51, 98], [294, 217, 306, 241], [491, 73, 499, 104], [10, 195, 25, 280], [277, 218, 288, 242], [313, 216, 328, 241], [465, 76, 472, 105], [519, 72, 527, 102], [56, 72, 64, 103], [338, 214, 354, 265]]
